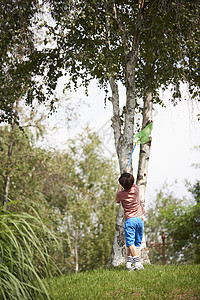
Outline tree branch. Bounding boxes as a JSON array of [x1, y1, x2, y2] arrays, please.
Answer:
[[108, 76, 122, 151], [112, 1, 129, 54]]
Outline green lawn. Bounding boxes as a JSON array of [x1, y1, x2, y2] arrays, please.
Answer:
[[46, 265, 200, 299]]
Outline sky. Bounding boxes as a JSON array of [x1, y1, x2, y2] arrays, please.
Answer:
[[44, 79, 200, 207]]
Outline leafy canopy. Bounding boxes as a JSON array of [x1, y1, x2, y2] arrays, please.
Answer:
[[1, 1, 200, 122], [43, 0, 200, 102]]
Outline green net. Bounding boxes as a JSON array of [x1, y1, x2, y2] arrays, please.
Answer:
[[133, 122, 153, 144]]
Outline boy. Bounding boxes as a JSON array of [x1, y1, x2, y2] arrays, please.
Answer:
[[116, 172, 145, 271]]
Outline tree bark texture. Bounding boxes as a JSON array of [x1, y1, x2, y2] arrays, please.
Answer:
[[136, 88, 153, 264], [107, 0, 147, 267], [107, 70, 137, 266]]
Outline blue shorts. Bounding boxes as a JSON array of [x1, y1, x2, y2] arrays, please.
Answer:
[[125, 217, 144, 247]]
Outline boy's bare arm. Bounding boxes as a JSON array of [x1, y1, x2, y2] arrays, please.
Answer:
[[116, 184, 122, 203], [117, 184, 122, 193]]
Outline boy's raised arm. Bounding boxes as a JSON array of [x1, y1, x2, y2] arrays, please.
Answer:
[[117, 184, 122, 193]]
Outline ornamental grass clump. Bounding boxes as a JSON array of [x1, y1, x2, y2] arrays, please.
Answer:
[[0, 205, 61, 300]]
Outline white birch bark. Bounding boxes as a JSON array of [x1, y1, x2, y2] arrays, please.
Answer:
[[107, 57, 138, 267], [137, 88, 153, 264], [106, 77, 127, 266], [106, 1, 146, 267]]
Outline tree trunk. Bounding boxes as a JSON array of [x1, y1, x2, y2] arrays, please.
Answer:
[[106, 1, 145, 267], [2, 172, 12, 207], [75, 227, 79, 273], [107, 55, 138, 267], [106, 77, 128, 266], [136, 88, 153, 264]]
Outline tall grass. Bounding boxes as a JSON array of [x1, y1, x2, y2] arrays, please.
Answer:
[[0, 204, 61, 300]]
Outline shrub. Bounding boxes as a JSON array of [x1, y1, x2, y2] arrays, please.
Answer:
[[0, 204, 61, 300]]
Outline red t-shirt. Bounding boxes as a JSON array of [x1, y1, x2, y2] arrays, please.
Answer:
[[116, 184, 145, 220]]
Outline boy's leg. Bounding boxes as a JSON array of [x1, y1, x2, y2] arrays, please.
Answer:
[[125, 219, 136, 269], [126, 248, 134, 269], [127, 241, 143, 271], [129, 218, 144, 271], [128, 244, 144, 271], [128, 244, 139, 257], [125, 218, 144, 271], [126, 255, 133, 270]]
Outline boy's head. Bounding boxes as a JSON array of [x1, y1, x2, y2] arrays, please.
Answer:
[[119, 172, 134, 190]]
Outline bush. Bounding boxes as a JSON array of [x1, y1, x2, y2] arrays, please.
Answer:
[[0, 204, 61, 300]]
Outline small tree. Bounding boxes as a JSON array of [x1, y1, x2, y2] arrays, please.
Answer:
[[145, 184, 184, 264], [145, 180, 200, 264], [50, 128, 119, 272]]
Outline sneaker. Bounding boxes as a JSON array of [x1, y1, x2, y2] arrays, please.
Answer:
[[126, 262, 132, 271], [129, 264, 144, 272]]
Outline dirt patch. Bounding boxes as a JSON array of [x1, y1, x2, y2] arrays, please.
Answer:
[[128, 288, 143, 298], [168, 288, 199, 300]]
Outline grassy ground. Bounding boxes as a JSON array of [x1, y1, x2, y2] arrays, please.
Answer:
[[46, 265, 200, 299]]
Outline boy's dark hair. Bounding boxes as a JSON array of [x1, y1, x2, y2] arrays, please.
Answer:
[[119, 172, 134, 190]]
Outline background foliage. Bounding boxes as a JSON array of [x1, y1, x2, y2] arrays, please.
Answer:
[[0, 108, 119, 273], [145, 179, 200, 264]]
